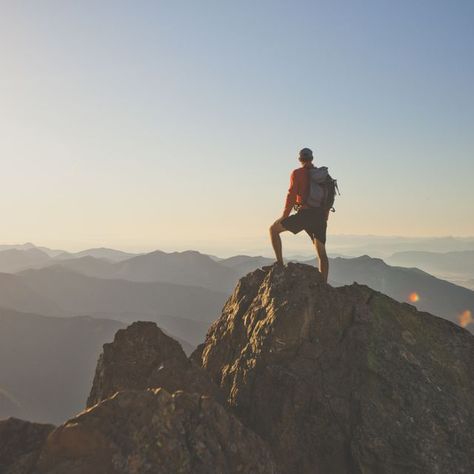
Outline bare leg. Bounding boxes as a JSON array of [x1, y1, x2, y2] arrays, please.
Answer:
[[314, 239, 329, 282], [269, 219, 287, 264]]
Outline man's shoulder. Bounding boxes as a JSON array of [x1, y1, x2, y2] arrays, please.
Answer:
[[290, 168, 310, 182], [291, 167, 306, 177]]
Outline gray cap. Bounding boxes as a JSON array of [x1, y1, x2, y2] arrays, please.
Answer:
[[299, 148, 313, 160]]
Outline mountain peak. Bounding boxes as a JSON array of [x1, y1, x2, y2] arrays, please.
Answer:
[[196, 262, 474, 473], [347, 254, 387, 266], [87, 321, 222, 408]]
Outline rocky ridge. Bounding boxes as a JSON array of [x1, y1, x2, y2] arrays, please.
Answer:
[[38, 389, 274, 474], [1, 262, 474, 473]]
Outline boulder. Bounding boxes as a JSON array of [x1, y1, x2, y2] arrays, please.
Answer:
[[87, 321, 221, 407]]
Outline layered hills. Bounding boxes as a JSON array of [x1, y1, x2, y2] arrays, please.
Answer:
[[3, 246, 471, 334], [19, 266, 228, 325], [387, 250, 474, 290], [0, 244, 472, 335], [5, 267, 227, 345], [0, 308, 124, 424], [2, 263, 473, 473]]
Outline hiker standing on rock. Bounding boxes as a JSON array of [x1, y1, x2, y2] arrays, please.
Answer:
[[269, 148, 338, 282]]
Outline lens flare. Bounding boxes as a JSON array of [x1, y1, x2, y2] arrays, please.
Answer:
[[408, 292, 419, 303], [458, 310, 473, 328]]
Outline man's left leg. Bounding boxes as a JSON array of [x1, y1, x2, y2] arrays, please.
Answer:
[[314, 238, 329, 282]]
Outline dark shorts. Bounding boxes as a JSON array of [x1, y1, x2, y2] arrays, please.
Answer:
[[280, 208, 327, 244]]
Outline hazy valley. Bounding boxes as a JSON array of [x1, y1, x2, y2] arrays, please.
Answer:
[[0, 241, 473, 427]]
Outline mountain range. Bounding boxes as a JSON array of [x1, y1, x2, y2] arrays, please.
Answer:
[[0, 244, 472, 336], [13, 267, 227, 345], [0, 243, 473, 425], [387, 250, 474, 290]]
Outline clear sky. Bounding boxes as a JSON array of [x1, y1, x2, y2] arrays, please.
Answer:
[[1, 0, 473, 255]]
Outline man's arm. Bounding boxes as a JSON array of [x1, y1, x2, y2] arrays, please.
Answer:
[[282, 170, 297, 218]]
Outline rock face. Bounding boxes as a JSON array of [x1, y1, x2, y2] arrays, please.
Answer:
[[196, 263, 474, 474], [0, 417, 55, 474], [4, 262, 474, 474], [87, 321, 221, 407], [38, 389, 276, 474]]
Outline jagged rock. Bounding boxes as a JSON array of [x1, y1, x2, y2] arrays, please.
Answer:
[[0, 417, 55, 474], [87, 321, 221, 407], [196, 263, 474, 474], [37, 388, 277, 474]]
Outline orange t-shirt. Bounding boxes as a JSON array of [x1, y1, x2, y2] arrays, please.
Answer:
[[282, 165, 313, 218]]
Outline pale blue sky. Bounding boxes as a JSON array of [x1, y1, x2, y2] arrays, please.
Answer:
[[1, 0, 473, 254]]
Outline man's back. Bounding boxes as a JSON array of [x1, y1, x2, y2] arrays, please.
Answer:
[[283, 165, 313, 218]]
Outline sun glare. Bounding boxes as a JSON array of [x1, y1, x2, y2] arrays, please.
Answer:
[[408, 292, 420, 303], [458, 310, 473, 328]]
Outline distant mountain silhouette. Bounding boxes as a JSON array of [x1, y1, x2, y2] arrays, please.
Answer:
[[44, 252, 273, 289], [0, 243, 63, 258], [43, 256, 115, 278], [0, 308, 125, 424], [0, 243, 36, 251], [0, 248, 51, 273], [219, 255, 274, 277], [151, 314, 209, 347], [2, 244, 473, 335], [55, 247, 138, 262], [43, 250, 240, 292], [112, 250, 239, 292], [328, 235, 474, 257], [0, 306, 195, 424], [0, 245, 138, 274], [387, 250, 474, 282], [0, 273, 62, 316], [15, 267, 227, 343]]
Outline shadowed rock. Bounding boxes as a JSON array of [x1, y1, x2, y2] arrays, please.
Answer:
[[196, 262, 474, 474], [0, 417, 55, 474], [87, 321, 221, 408], [38, 389, 276, 474]]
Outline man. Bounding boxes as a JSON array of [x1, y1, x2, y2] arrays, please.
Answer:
[[269, 148, 331, 282]]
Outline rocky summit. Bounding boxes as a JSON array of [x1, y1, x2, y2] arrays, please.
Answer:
[[1, 262, 474, 473], [196, 263, 474, 473]]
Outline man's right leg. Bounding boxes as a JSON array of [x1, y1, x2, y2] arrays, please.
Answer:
[[314, 238, 329, 282], [269, 219, 288, 264]]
